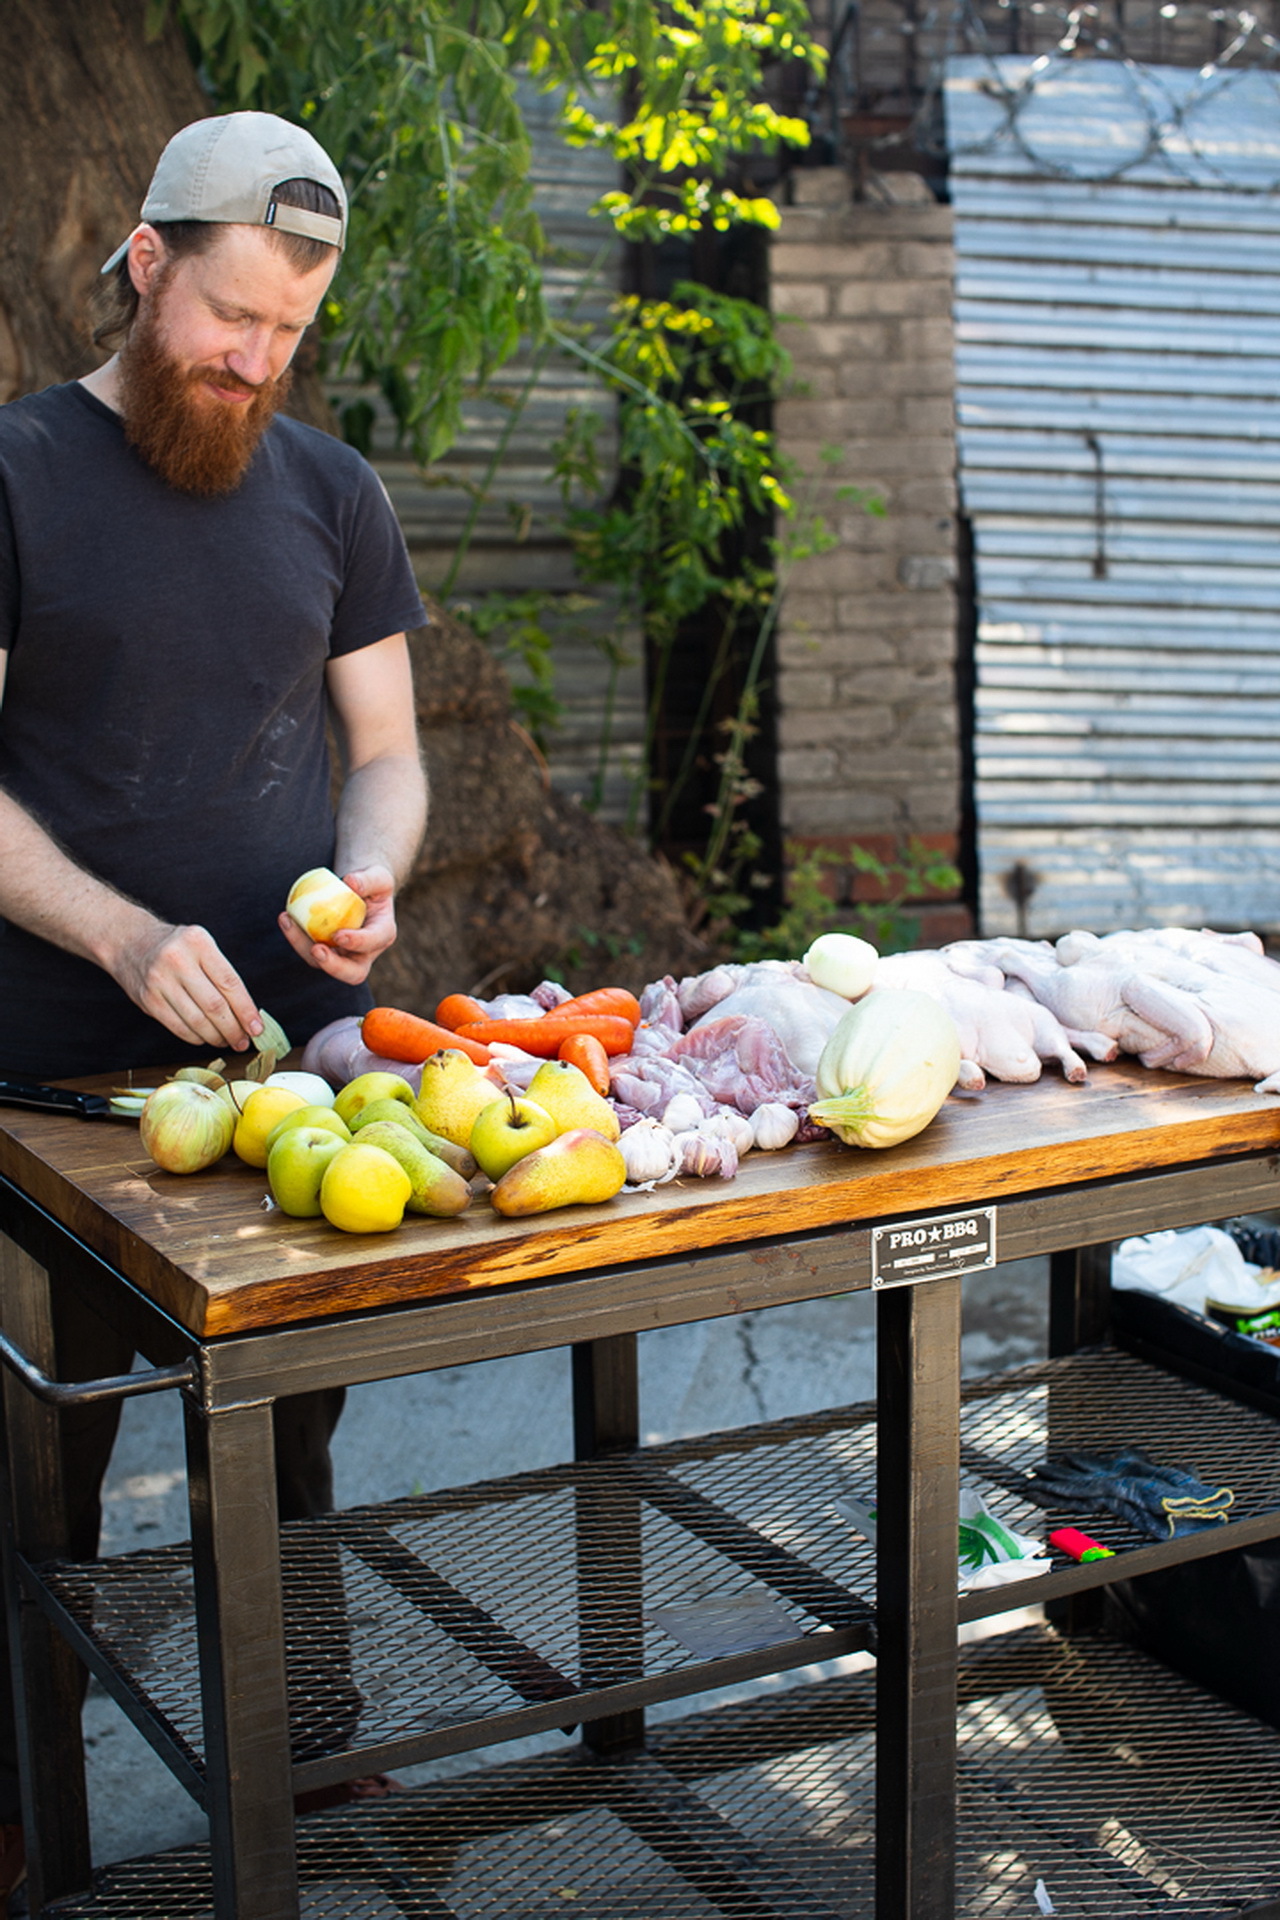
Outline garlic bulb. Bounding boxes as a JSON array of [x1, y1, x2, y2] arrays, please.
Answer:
[[673, 1131, 739, 1179], [661, 1092, 706, 1133], [619, 1119, 681, 1187], [703, 1108, 755, 1156], [750, 1103, 799, 1151]]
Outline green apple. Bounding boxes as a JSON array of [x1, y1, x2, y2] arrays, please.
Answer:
[[267, 1125, 351, 1218], [265, 1104, 352, 1158], [469, 1092, 558, 1181], [333, 1071, 415, 1128]]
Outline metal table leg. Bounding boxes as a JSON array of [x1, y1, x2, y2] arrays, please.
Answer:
[[1047, 1242, 1113, 1637], [185, 1395, 299, 1920], [573, 1334, 645, 1755], [1048, 1243, 1112, 1357], [0, 1235, 92, 1912], [875, 1276, 962, 1920]]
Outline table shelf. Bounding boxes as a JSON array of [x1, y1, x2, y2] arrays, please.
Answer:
[[44, 1621, 1280, 1919], [33, 1343, 1280, 1798]]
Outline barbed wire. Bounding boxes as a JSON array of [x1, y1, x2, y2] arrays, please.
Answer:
[[822, 0, 1280, 190]]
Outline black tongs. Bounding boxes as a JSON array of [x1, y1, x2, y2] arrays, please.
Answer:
[[0, 1078, 113, 1119]]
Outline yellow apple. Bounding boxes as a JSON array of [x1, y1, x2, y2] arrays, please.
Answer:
[[233, 1086, 309, 1168], [319, 1142, 411, 1233]]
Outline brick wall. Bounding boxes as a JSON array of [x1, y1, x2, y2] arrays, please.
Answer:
[[769, 170, 969, 941]]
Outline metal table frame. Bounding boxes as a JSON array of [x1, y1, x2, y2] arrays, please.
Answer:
[[2, 1141, 1279, 1920]]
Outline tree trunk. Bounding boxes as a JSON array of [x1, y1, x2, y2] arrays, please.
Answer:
[[0, 0, 333, 430]]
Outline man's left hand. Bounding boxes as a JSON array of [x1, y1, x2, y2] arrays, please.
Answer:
[[277, 865, 397, 984]]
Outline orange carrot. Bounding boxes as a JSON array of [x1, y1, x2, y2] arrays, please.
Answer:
[[558, 1031, 612, 1095], [456, 1014, 636, 1057], [435, 993, 489, 1032], [362, 1006, 491, 1066], [553, 987, 643, 1027]]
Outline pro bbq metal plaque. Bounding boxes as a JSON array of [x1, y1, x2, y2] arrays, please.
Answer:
[[871, 1207, 997, 1288]]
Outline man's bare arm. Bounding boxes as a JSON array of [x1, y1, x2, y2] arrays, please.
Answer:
[[0, 652, 262, 1052], [277, 633, 427, 985]]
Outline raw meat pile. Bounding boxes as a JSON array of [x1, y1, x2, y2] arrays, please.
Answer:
[[610, 961, 844, 1124], [877, 926, 1280, 1093], [301, 924, 1280, 1199], [610, 927, 1280, 1109]]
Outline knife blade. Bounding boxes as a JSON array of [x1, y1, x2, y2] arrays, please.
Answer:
[[0, 1078, 114, 1119]]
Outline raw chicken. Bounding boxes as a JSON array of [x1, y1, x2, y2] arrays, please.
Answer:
[[675, 959, 811, 1023], [638, 975, 683, 1035], [874, 951, 1093, 1086], [687, 975, 850, 1079], [669, 1015, 814, 1115], [985, 930, 1280, 1090], [610, 1058, 718, 1117]]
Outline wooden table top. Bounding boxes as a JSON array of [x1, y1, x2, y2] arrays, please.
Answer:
[[0, 1060, 1277, 1338]]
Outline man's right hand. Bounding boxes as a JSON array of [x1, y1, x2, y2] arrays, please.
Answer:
[[113, 920, 264, 1053]]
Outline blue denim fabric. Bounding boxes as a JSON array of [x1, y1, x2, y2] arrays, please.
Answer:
[[1024, 1446, 1233, 1540]]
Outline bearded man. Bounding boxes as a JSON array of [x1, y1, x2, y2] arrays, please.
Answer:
[[0, 113, 428, 1896]]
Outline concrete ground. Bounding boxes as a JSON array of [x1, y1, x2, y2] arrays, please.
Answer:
[[83, 1257, 1050, 1869]]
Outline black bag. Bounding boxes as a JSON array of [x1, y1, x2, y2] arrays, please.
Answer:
[[1106, 1220, 1280, 1725]]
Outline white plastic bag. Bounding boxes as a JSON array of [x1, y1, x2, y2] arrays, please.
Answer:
[[1111, 1225, 1280, 1315]]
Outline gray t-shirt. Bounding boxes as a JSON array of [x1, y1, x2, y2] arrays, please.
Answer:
[[0, 381, 425, 1076]]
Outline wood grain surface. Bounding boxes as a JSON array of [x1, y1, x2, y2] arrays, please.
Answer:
[[0, 1060, 1277, 1337]]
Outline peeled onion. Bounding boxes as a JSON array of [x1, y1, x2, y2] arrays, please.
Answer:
[[264, 1070, 336, 1107], [140, 1081, 235, 1173]]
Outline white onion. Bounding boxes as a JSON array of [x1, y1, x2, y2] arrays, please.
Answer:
[[264, 1070, 336, 1107], [140, 1082, 235, 1173]]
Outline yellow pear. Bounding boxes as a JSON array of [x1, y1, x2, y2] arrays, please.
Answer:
[[525, 1059, 620, 1142], [353, 1121, 472, 1217], [415, 1049, 505, 1148], [490, 1128, 627, 1217], [348, 1098, 476, 1179]]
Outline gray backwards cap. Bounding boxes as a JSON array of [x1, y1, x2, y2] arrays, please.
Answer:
[[100, 111, 347, 274]]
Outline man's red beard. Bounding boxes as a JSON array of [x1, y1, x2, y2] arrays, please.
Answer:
[[118, 292, 292, 497]]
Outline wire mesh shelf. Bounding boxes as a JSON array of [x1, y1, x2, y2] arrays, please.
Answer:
[[36, 1343, 1280, 1784], [49, 1622, 1280, 1918]]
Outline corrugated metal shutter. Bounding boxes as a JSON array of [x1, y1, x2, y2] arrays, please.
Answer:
[[946, 55, 1280, 935]]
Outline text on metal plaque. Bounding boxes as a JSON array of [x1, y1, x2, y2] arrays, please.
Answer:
[[871, 1207, 997, 1288]]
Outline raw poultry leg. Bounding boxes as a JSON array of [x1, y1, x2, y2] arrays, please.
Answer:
[[875, 951, 1087, 1083]]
